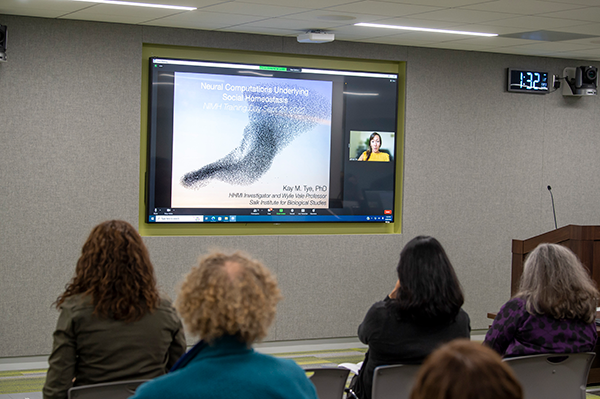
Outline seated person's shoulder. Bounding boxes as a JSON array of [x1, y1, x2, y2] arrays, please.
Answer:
[[60, 294, 93, 313]]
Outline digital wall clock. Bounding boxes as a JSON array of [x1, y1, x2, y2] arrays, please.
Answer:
[[507, 68, 550, 94]]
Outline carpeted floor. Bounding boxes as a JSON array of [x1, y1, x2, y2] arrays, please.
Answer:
[[0, 348, 367, 396], [2, 348, 600, 398]]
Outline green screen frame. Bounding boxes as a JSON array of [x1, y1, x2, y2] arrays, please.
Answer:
[[139, 44, 405, 236]]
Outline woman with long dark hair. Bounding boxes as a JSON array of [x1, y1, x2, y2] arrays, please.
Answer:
[[43, 220, 186, 399], [351, 236, 470, 399]]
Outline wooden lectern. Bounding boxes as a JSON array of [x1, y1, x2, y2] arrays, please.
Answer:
[[511, 225, 600, 296], [512, 225, 600, 384]]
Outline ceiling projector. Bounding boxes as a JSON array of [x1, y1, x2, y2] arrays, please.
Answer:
[[297, 30, 335, 44]]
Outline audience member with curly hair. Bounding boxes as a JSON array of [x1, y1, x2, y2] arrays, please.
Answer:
[[43, 220, 186, 399], [410, 339, 523, 399], [484, 243, 598, 357], [131, 252, 318, 399]]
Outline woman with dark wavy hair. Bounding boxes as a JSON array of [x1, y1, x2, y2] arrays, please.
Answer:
[[43, 220, 186, 399], [350, 236, 471, 399]]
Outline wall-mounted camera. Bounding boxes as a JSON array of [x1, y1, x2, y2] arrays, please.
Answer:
[[563, 66, 597, 96]]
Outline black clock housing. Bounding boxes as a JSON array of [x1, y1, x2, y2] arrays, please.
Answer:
[[507, 68, 549, 94]]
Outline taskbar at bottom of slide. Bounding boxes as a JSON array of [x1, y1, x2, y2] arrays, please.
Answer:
[[148, 215, 393, 223]]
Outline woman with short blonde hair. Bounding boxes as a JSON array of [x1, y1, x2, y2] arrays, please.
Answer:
[[131, 252, 318, 399], [485, 243, 598, 356], [175, 252, 280, 344]]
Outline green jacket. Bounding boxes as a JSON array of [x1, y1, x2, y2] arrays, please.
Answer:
[[43, 294, 186, 399]]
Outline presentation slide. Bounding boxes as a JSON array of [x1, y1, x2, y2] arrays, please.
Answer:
[[170, 72, 333, 209]]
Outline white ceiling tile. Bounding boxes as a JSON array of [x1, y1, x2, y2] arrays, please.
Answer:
[[62, 3, 191, 20], [498, 40, 597, 52], [552, 48, 600, 60], [322, 1, 443, 17], [200, 2, 311, 17], [552, 23, 600, 36], [377, 0, 499, 7], [488, 45, 559, 56], [163, 0, 231, 7], [234, 17, 339, 31], [442, 36, 543, 48], [230, 0, 359, 7], [540, 7, 600, 23], [4, 0, 600, 60], [0, 9, 71, 19], [539, 0, 600, 7], [142, 10, 265, 28], [355, 16, 464, 29], [486, 15, 586, 29], [358, 34, 440, 46], [217, 25, 296, 35], [0, 0, 90, 17], [282, 10, 389, 24], [407, 8, 518, 24], [326, 29, 400, 41], [449, 23, 531, 35], [64, 12, 157, 24], [460, 0, 585, 15], [139, 18, 223, 29], [423, 40, 495, 51], [553, 38, 600, 48]]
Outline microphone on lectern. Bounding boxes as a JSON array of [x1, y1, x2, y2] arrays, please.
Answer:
[[547, 185, 558, 230]]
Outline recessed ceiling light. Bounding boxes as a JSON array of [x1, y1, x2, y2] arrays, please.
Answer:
[[355, 22, 497, 37], [72, 0, 196, 11]]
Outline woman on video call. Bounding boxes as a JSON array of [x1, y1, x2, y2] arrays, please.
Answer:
[[358, 132, 390, 162]]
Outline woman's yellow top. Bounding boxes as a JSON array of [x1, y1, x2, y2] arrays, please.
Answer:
[[361, 151, 390, 162]]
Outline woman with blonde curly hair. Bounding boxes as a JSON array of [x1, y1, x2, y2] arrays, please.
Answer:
[[485, 243, 598, 357], [131, 252, 318, 399], [410, 339, 523, 399], [43, 220, 186, 399]]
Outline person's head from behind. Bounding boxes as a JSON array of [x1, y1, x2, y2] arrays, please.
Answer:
[[368, 132, 382, 153], [56, 220, 159, 322], [518, 243, 598, 323], [176, 252, 281, 345], [410, 339, 523, 399], [394, 236, 464, 323]]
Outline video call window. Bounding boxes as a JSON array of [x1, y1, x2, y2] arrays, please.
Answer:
[[349, 131, 395, 162]]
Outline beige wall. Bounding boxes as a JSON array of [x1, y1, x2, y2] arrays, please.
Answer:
[[1, 14, 599, 357]]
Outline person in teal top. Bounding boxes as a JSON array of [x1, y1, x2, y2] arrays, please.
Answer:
[[131, 252, 318, 399]]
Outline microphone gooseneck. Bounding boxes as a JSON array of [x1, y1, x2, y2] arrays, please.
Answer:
[[547, 185, 558, 230]]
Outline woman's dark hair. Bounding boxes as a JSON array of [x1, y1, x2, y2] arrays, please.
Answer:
[[392, 235, 464, 324], [364, 132, 381, 161], [55, 220, 159, 322]]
